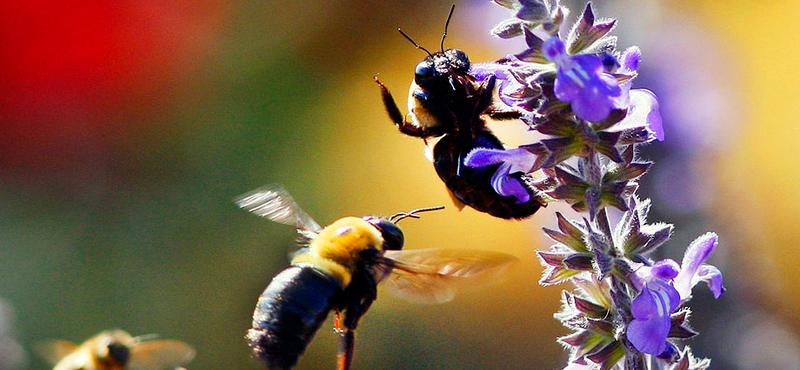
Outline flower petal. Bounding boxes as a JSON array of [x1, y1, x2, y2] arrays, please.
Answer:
[[648, 279, 681, 314], [572, 86, 612, 122], [620, 46, 641, 73], [628, 283, 679, 355], [543, 37, 567, 64], [464, 147, 537, 173], [615, 89, 663, 142], [697, 264, 725, 299], [630, 286, 659, 319], [469, 62, 511, 82], [651, 259, 680, 280], [674, 232, 718, 299], [628, 316, 669, 355], [464, 147, 511, 168], [490, 162, 531, 203]]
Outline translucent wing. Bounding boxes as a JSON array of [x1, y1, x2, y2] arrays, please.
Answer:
[[128, 340, 195, 370], [379, 249, 518, 304], [235, 184, 323, 238], [35, 340, 78, 366]]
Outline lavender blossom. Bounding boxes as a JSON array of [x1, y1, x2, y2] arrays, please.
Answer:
[[627, 233, 724, 355], [628, 261, 681, 355], [463, 147, 540, 203], [673, 233, 725, 300], [616, 89, 664, 142], [542, 36, 627, 122]]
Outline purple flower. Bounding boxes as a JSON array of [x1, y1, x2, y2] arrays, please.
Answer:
[[543, 37, 627, 122], [463, 147, 538, 203], [628, 260, 681, 355], [615, 89, 664, 142], [674, 232, 725, 299], [613, 47, 665, 141], [627, 233, 725, 355]]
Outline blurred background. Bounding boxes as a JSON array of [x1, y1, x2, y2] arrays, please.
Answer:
[[1, 0, 799, 369]]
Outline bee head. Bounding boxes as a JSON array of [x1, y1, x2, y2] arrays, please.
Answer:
[[400, 5, 468, 94], [106, 342, 131, 366], [362, 216, 405, 251], [95, 330, 134, 366], [363, 205, 445, 251], [414, 49, 470, 91]]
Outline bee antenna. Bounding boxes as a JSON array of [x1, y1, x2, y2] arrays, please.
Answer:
[[440, 4, 455, 52], [398, 28, 433, 57], [389, 205, 445, 223]]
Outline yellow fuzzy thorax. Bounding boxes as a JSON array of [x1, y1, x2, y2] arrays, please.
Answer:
[[291, 217, 383, 288]]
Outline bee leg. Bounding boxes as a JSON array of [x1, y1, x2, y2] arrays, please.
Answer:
[[465, 74, 500, 135], [341, 271, 378, 330], [374, 76, 429, 137], [336, 330, 356, 370], [477, 74, 524, 120], [333, 311, 345, 334], [335, 269, 378, 370], [476, 75, 497, 114]]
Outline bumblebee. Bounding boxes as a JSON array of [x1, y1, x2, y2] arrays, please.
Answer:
[[37, 329, 195, 370], [375, 5, 544, 219], [236, 184, 517, 370]]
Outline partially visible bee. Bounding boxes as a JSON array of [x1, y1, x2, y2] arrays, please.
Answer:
[[37, 329, 195, 370], [375, 5, 545, 219], [236, 184, 517, 370]]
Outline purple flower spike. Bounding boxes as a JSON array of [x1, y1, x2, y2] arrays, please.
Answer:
[[543, 37, 627, 122], [464, 147, 538, 204], [627, 279, 680, 355], [674, 232, 725, 299]]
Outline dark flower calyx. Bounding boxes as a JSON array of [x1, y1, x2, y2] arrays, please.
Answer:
[[566, 3, 618, 55]]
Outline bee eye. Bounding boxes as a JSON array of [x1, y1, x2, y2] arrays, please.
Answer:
[[445, 49, 470, 71], [414, 60, 436, 82], [362, 217, 404, 250]]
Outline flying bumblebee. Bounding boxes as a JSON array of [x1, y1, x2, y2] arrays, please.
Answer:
[[37, 329, 195, 370], [375, 5, 545, 219], [236, 184, 517, 370]]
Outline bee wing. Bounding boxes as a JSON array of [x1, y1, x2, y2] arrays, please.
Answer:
[[35, 340, 78, 366], [127, 340, 195, 370], [235, 184, 323, 239], [379, 249, 519, 304]]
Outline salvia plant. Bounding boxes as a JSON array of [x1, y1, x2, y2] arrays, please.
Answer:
[[451, 1, 724, 369]]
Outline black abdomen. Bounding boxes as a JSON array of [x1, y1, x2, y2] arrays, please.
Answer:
[[247, 265, 344, 369]]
